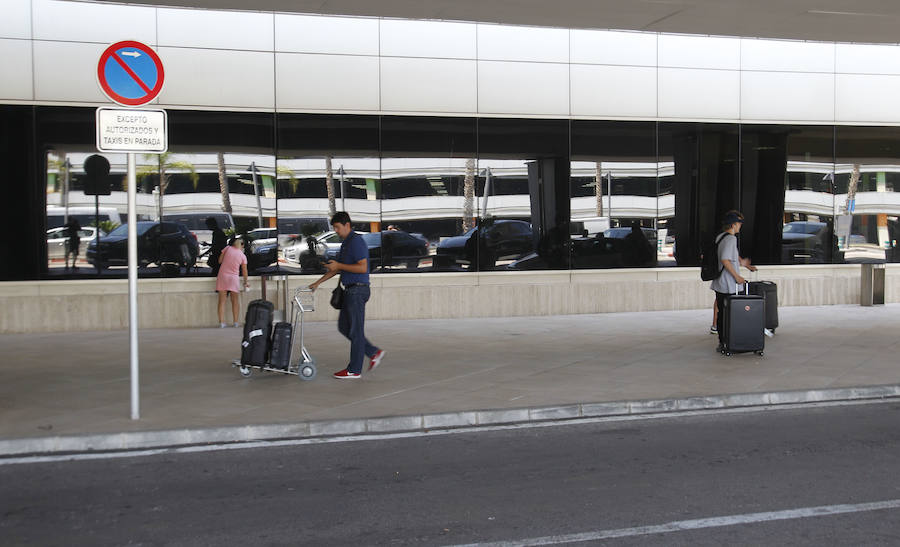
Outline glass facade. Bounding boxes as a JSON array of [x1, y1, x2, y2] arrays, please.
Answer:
[[3, 104, 900, 281]]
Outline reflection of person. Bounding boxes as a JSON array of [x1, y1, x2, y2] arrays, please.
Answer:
[[623, 224, 653, 266], [710, 211, 757, 351], [64, 218, 81, 271], [309, 212, 385, 379], [206, 217, 227, 277], [387, 225, 399, 231], [216, 237, 249, 328]]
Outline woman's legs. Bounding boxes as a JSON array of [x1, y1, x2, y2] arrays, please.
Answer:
[[230, 291, 241, 324], [217, 290, 227, 324]]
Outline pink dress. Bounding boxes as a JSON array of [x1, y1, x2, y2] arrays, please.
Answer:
[[216, 246, 247, 293]]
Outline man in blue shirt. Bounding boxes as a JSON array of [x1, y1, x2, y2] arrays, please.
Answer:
[[310, 212, 385, 379]]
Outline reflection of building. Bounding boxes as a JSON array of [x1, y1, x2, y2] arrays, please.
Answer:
[[4, 1, 900, 281]]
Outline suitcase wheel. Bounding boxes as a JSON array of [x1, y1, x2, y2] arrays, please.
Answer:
[[238, 365, 253, 378], [298, 362, 317, 381], [755, 351, 764, 356], [724, 351, 733, 357]]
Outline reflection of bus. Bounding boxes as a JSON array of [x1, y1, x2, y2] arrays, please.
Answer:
[[47, 206, 121, 229]]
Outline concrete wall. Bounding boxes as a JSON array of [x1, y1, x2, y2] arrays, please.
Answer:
[[1, 264, 897, 333]]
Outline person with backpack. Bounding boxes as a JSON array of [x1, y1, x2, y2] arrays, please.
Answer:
[[707, 210, 756, 352]]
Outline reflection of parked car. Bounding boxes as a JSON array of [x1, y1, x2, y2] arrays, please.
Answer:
[[47, 226, 104, 259], [847, 234, 867, 245], [363, 231, 428, 269], [162, 212, 234, 251], [781, 221, 830, 263], [436, 220, 534, 267], [603, 227, 656, 242], [276, 217, 330, 247], [508, 234, 630, 270], [244, 229, 279, 272], [86, 222, 199, 270]]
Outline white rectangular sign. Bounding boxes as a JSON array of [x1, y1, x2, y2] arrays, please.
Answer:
[[96, 108, 167, 153]]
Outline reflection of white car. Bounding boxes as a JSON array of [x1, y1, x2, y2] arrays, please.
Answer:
[[282, 234, 327, 263], [247, 228, 278, 251], [47, 226, 104, 259]]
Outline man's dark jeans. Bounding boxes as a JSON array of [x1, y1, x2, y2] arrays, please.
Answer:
[[338, 284, 378, 374]]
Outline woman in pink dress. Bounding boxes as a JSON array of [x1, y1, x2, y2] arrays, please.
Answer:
[[216, 237, 249, 328]]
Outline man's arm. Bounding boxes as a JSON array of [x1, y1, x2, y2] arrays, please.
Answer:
[[721, 258, 746, 285], [328, 258, 367, 274]]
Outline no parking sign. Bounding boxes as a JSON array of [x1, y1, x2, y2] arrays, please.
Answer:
[[97, 40, 164, 107]]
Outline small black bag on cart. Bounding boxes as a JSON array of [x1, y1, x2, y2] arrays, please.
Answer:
[[268, 322, 293, 370], [241, 299, 274, 366]]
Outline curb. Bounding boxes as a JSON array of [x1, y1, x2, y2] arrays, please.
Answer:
[[2, 384, 900, 457]]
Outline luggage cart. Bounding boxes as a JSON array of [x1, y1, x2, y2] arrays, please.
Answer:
[[232, 288, 317, 380]]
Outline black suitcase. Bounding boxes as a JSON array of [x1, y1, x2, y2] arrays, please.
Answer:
[[268, 322, 293, 370], [722, 287, 766, 356], [241, 299, 274, 366], [748, 280, 778, 332]]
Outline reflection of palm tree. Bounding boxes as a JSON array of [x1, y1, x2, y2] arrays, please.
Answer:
[[217, 151, 232, 214], [325, 155, 336, 216], [595, 162, 604, 217], [463, 158, 476, 232], [138, 152, 198, 219], [276, 164, 299, 196]]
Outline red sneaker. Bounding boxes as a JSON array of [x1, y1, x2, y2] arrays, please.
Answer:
[[368, 349, 386, 372], [333, 369, 361, 379]]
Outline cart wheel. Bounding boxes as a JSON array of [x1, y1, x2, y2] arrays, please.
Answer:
[[239, 365, 253, 378], [298, 362, 317, 381]]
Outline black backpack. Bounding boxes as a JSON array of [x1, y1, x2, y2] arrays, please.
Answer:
[[700, 233, 727, 281]]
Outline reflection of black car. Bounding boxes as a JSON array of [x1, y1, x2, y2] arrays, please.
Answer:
[[509, 235, 630, 270], [245, 231, 279, 272], [436, 220, 534, 268], [87, 222, 199, 270], [781, 221, 829, 263], [362, 231, 428, 269]]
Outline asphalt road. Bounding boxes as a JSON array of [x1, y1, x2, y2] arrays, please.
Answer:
[[3, 402, 900, 546]]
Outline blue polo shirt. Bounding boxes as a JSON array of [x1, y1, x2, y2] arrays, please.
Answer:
[[338, 231, 369, 285]]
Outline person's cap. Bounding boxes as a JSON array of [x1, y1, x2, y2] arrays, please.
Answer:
[[723, 212, 744, 225]]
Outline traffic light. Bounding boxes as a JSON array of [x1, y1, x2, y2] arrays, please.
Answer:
[[83, 154, 111, 196]]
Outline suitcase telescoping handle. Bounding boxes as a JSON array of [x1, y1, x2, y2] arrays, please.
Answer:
[[733, 282, 750, 295]]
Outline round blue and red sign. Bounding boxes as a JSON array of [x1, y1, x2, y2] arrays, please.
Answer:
[[97, 40, 165, 106]]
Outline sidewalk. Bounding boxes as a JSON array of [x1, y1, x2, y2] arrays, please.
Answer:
[[1, 304, 899, 452]]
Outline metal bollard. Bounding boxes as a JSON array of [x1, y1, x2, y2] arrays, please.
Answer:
[[860, 263, 885, 306]]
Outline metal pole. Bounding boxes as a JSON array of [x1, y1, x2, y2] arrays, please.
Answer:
[[481, 167, 492, 219], [339, 165, 346, 212], [95, 194, 101, 275], [127, 152, 140, 420], [250, 161, 263, 228], [63, 158, 71, 225]]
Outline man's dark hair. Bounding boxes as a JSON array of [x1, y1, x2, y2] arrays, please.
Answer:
[[331, 211, 351, 226]]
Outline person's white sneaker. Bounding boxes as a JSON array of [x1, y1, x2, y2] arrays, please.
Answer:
[[219, 323, 227, 329], [764, 328, 774, 338], [368, 349, 386, 372], [233, 322, 240, 328]]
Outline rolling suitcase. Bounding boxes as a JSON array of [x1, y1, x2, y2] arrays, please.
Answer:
[[241, 299, 274, 366], [748, 280, 778, 332], [722, 284, 765, 356], [268, 322, 293, 370]]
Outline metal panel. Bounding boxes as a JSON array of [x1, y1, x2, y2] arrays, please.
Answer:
[[33, 0, 155, 44], [157, 7, 273, 51], [741, 71, 834, 121], [0, 0, 31, 39], [477, 24, 568, 63], [570, 64, 656, 117], [157, 47, 274, 108], [33, 40, 107, 103], [658, 34, 740, 70], [381, 57, 476, 113], [275, 14, 378, 55], [0, 38, 33, 100], [275, 52, 379, 111], [380, 19, 476, 59], [741, 38, 834, 73], [658, 67, 739, 119], [478, 60, 569, 116], [570, 30, 656, 67]]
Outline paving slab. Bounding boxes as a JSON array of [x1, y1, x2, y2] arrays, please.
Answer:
[[0, 304, 899, 452]]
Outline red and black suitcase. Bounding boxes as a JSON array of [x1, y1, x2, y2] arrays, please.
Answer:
[[722, 285, 766, 356]]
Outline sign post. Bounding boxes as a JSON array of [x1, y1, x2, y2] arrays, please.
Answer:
[[96, 40, 166, 420]]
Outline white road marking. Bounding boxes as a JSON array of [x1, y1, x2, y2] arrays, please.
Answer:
[[446, 499, 900, 547], [0, 398, 893, 466]]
